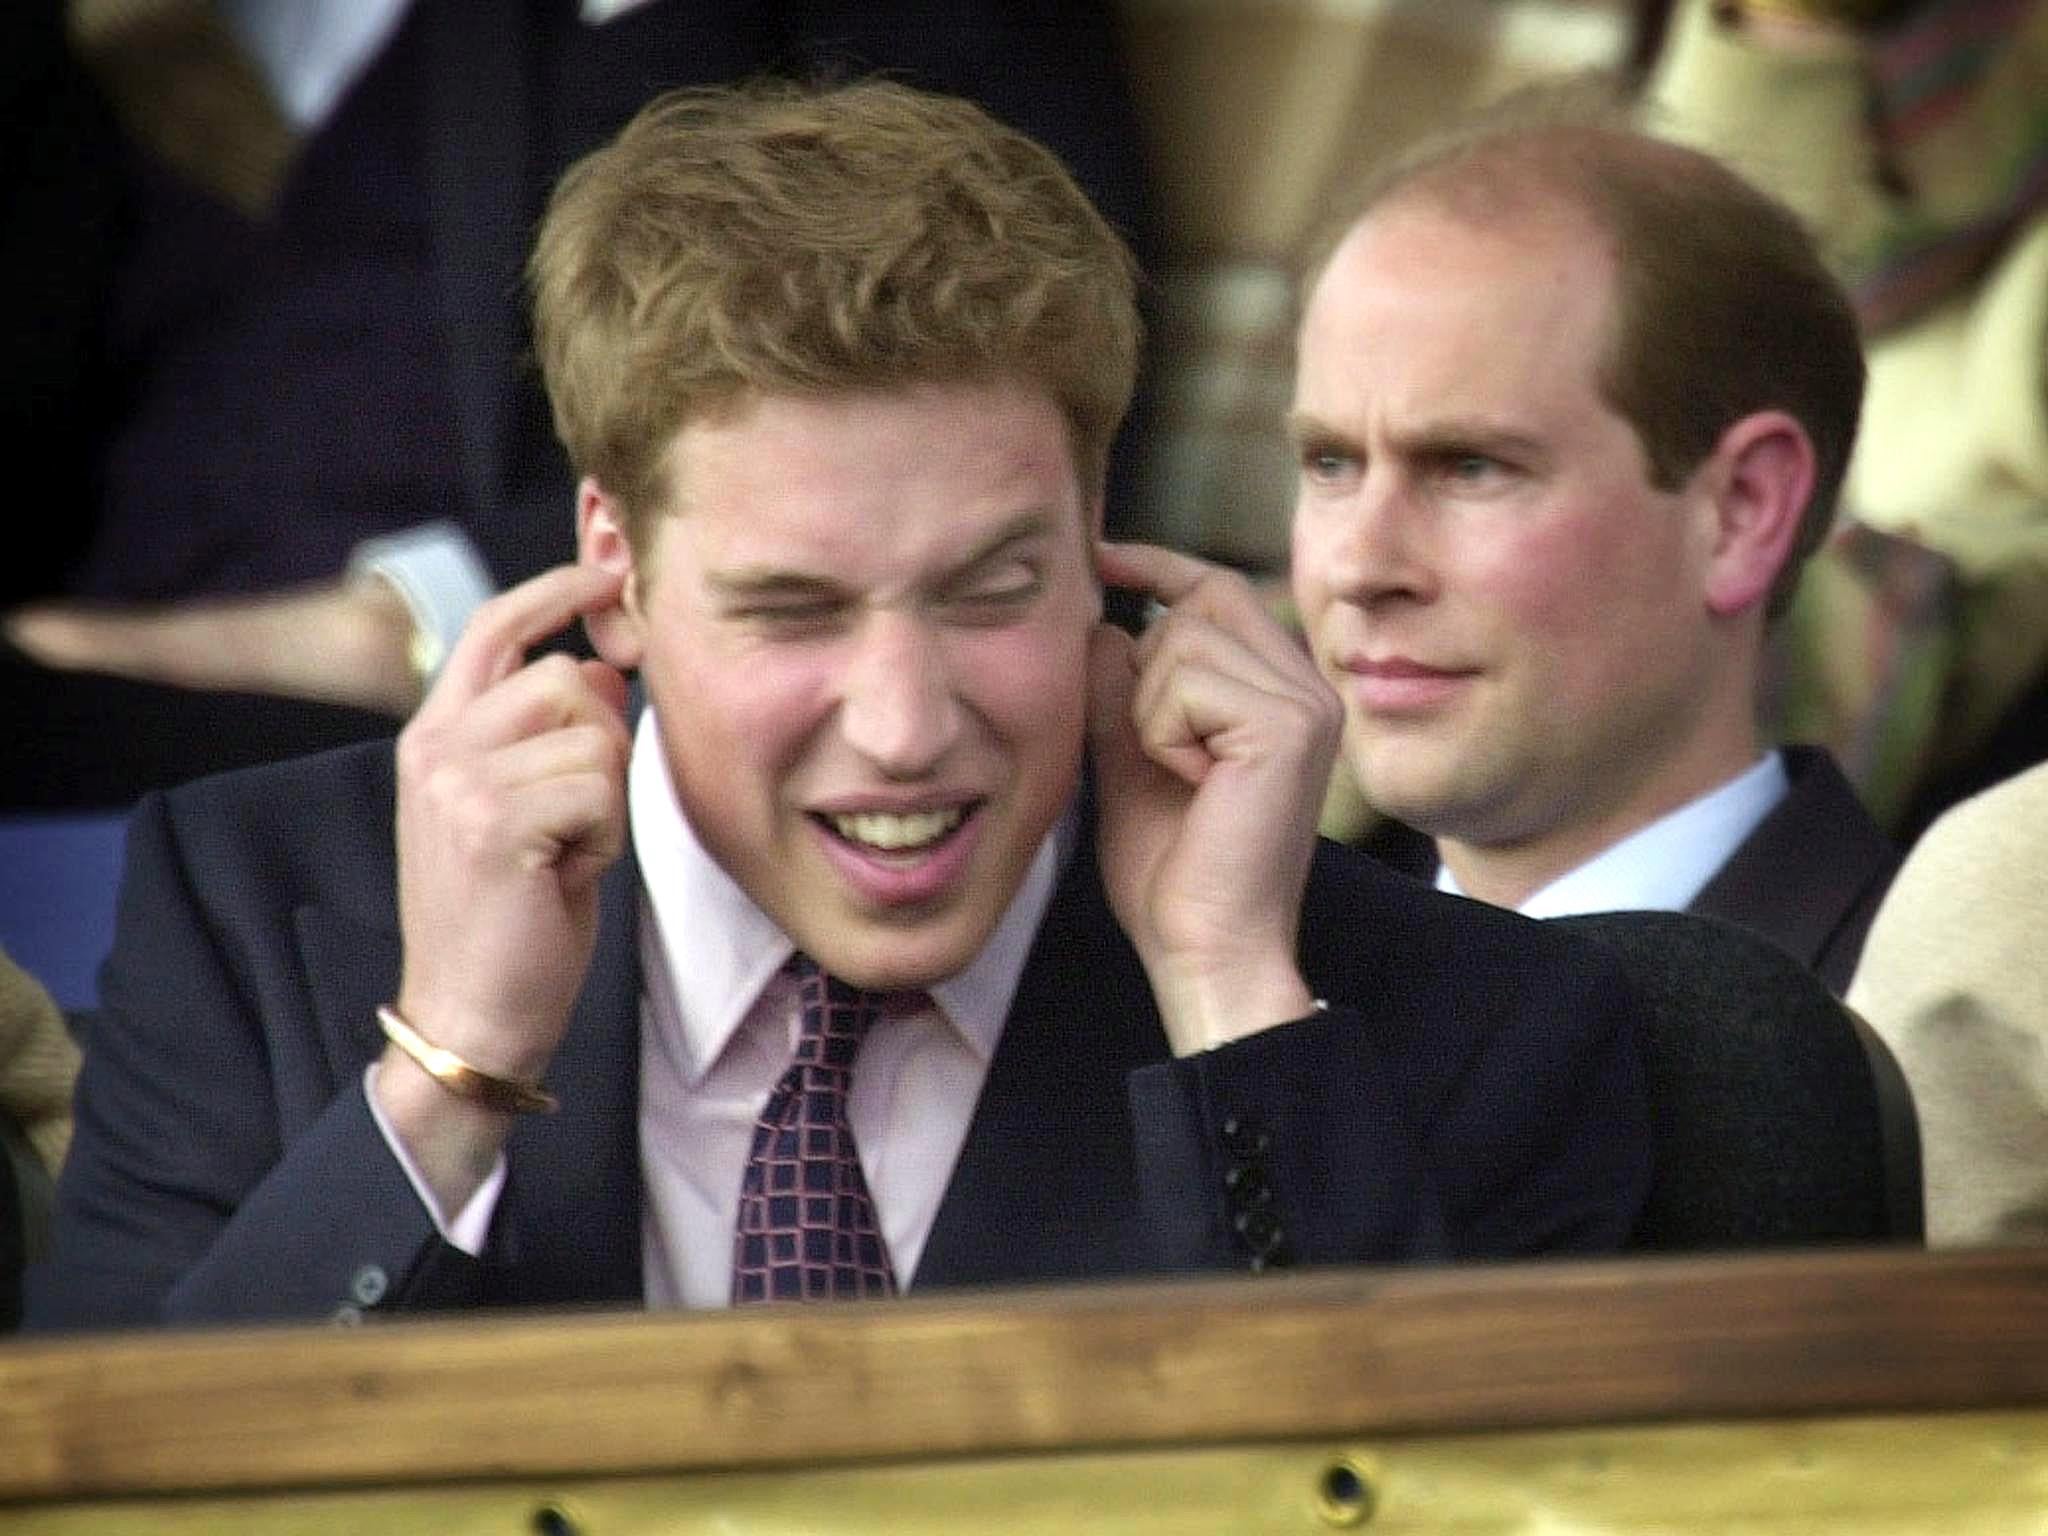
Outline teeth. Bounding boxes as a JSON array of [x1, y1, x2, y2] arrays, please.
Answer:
[[829, 808, 965, 851]]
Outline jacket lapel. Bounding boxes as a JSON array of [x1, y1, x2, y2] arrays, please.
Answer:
[[914, 827, 1167, 1289], [495, 852, 646, 1306], [1688, 746, 1899, 987]]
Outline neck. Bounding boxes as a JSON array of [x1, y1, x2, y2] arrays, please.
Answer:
[[1438, 731, 1766, 911]]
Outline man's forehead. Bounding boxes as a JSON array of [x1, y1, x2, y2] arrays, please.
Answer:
[[636, 385, 1095, 564], [1302, 197, 1620, 378]]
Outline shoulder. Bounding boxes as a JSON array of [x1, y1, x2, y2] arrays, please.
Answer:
[[134, 738, 401, 915], [1879, 760, 2048, 916], [151, 737, 397, 846]]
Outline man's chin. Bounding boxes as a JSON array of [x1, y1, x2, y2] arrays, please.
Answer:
[[790, 903, 997, 992]]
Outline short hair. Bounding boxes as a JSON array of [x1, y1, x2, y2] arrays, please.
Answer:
[[1305, 84, 1865, 618], [529, 78, 1141, 545]]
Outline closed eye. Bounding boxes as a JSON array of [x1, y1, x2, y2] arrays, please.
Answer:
[[728, 595, 854, 636], [941, 560, 1043, 624]]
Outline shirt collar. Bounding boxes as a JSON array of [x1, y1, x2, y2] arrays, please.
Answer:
[[1437, 751, 1789, 917], [628, 709, 1071, 1086]]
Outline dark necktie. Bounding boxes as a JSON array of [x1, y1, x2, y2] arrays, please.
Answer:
[[730, 956, 899, 1304]]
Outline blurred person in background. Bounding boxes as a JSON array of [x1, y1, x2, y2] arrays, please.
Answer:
[[1641, 0, 2048, 843], [4, 0, 1161, 802]]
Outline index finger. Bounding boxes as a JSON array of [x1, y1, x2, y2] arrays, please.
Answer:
[[1094, 539, 1227, 610], [434, 562, 628, 703]]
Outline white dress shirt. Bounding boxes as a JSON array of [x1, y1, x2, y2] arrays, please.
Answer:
[[1437, 752, 1790, 917], [371, 709, 1068, 1305]]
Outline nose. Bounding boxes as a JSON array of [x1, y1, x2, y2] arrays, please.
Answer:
[[838, 610, 962, 777], [1298, 470, 1437, 608]]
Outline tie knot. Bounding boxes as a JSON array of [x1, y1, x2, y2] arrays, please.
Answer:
[[785, 955, 911, 1068]]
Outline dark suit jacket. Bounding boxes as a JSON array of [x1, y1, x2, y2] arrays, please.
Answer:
[[28, 741, 1650, 1330], [1689, 746, 1899, 996]]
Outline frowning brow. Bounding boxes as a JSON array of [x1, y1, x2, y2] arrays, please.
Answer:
[[1284, 410, 1355, 452], [1285, 408, 1548, 464], [707, 508, 1062, 601]]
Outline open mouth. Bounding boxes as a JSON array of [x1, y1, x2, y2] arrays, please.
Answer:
[[818, 805, 973, 855]]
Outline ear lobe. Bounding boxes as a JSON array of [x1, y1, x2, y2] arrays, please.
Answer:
[[576, 477, 646, 669], [1701, 411, 1817, 619]]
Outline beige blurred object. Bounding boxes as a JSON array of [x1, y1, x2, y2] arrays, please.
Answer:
[[1644, 0, 2048, 828], [1119, 0, 1633, 566], [1, 949, 81, 1178], [1848, 761, 2048, 1248], [68, 0, 297, 216]]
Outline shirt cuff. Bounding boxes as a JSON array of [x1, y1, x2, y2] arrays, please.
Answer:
[[363, 1061, 506, 1256], [348, 522, 497, 689]]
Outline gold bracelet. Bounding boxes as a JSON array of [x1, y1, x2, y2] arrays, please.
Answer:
[[376, 1005, 559, 1115]]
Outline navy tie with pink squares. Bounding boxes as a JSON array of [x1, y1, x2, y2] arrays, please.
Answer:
[[730, 956, 899, 1304]]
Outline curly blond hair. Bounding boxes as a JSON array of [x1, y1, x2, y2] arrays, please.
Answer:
[[530, 78, 1141, 545]]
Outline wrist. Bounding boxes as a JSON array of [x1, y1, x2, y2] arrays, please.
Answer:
[[371, 1050, 517, 1220], [1150, 956, 1320, 1056], [378, 1005, 558, 1115], [389, 993, 561, 1091]]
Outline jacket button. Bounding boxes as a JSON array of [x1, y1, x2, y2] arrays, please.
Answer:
[[350, 1265, 390, 1306], [1234, 1206, 1281, 1251], [1219, 1114, 1269, 1159], [1248, 1235, 1295, 1273], [1224, 1164, 1273, 1208]]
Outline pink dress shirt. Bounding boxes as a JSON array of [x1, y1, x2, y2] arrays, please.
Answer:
[[372, 711, 1066, 1307]]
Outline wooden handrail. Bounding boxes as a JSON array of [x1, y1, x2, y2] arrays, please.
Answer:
[[3, 1246, 2044, 1502]]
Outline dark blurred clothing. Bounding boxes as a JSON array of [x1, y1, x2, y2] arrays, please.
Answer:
[[8, 0, 1162, 799], [55, 0, 1162, 604]]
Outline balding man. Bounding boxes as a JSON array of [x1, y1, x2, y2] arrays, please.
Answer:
[[1289, 98, 1898, 994]]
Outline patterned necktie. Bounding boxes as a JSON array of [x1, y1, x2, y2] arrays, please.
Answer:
[[731, 956, 900, 1304]]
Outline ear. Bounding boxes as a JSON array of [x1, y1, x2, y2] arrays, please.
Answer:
[[1698, 410, 1816, 619], [576, 477, 647, 670]]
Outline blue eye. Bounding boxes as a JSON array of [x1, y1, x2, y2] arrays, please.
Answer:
[[1433, 451, 1518, 490], [1301, 445, 1359, 483]]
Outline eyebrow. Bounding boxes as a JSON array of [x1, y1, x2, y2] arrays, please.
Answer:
[[1283, 410, 1351, 449], [706, 508, 1061, 603], [1284, 409, 1547, 464]]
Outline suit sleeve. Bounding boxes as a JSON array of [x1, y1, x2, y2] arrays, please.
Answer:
[[1126, 926, 1652, 1271], [27, 790, 481, 1330]]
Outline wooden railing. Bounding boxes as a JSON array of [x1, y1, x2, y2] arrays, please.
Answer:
[[2, 1246, 2045, 1532]]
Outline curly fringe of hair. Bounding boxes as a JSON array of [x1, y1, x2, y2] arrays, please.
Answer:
[[531, 79, 1140, 543]]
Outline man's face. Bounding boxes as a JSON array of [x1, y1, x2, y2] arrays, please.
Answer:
[[1288, 198, 1721, 856], [587, 381, 1101, 990]]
